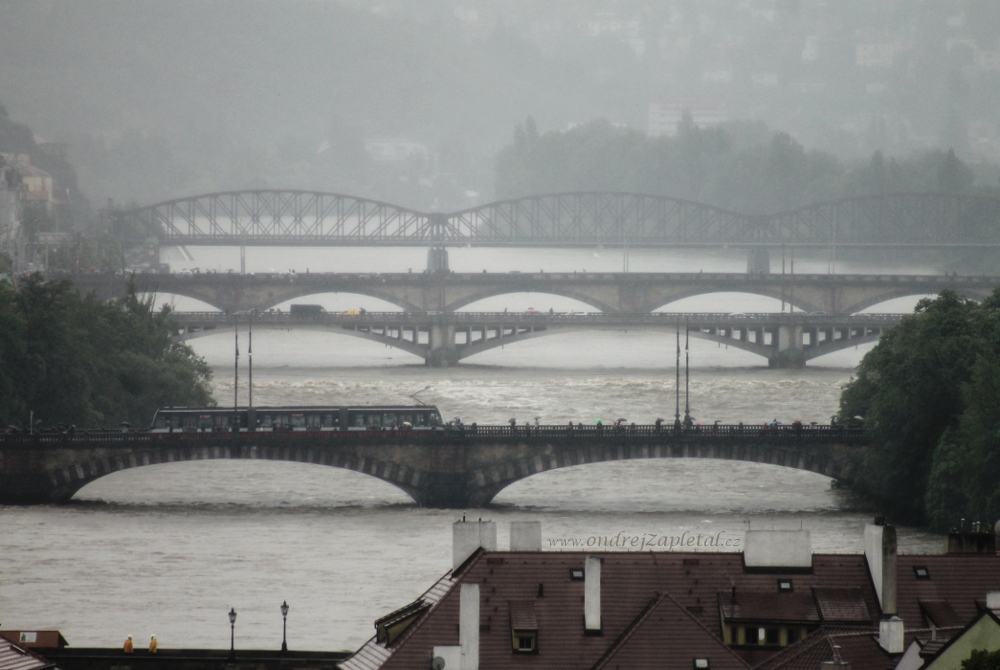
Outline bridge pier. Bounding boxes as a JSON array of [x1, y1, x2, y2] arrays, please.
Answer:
[[427, 246, 449, 273], [770, 323, 806, 368], [425, 321, 459, 366]]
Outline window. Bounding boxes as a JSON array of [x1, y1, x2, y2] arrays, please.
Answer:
[[765, 628, 780, 645], [778, 579, 793, 592], [913, 566, 931, 579], [744, 627, 760, 644], [516, 634, 537, 652], [570, 568, 584, 581], [694, 659, 710, 669]]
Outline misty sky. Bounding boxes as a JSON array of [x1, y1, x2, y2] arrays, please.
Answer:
[[1, 0, 999, 210]]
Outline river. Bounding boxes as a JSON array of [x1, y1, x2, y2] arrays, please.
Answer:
[[0, 247, 946, 653]]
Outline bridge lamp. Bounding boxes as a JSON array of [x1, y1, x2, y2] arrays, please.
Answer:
[[280, 600, 289, 652], [228, 607, 237, 661]]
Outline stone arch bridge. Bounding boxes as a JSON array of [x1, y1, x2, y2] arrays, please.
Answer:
[[63, 269, 997, 316], [0, 426, 865, 507]]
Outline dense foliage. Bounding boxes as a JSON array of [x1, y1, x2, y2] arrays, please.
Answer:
[[496, 117, 990, 213], [963, 649, 1000, 670], [839, 288, 1000, 529], [0, 275, 213, 430]]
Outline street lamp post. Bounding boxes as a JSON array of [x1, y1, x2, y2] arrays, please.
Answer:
[[228, 607, 237, 661], [280, 600, 289, 652]]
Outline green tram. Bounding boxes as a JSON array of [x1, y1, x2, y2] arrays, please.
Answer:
[[150, 405, 443, 432]]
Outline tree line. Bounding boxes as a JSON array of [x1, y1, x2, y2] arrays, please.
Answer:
[[495, 116, 995, 214], [840, 287, 1000, 531], [0, 275, 213, 431]]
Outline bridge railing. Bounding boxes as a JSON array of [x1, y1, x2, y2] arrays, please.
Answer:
[[0, 424, 866, 445], [170, 311, 907, 326]]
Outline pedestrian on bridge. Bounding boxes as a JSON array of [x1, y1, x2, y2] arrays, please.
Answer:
[[149, 635, 157, 654], [123, 636, 133, 654]]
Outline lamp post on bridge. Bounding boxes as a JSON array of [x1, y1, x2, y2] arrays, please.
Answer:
[[280, 600, 289, 652], [228, 607, 237, 661]]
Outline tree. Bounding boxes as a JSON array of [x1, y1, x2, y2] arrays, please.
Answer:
[[841, 288, 1000, 526], [962, 648, 1000, 670], [0, 275, 213, 429]]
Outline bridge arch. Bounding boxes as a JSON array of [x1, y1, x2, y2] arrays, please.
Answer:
[[465, 437, 859, 506], [45, 440, 430, 504]]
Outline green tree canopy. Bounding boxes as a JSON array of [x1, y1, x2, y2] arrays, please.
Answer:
[[840, 288, 1000, 527], [0, 275, 213, 429], [962, 648, 1000, 670]]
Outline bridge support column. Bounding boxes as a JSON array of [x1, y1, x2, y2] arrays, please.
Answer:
[[426, 321, 459, 366], [427, 246, 449, 273], [747, 249, 770, 274], [771, 323, 806, 368]]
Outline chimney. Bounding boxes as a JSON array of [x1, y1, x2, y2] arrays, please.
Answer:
[[864, 522, 897, 616], [744, 530, 811, 568], [510, 521, 542, 551], [878, 616, 904, 654], [460, 584, 480, 670], [987, 592, 1000, 612], [585, 555, 602, 633], [946, 523, 997, 554], [453, 520, 497, 570]]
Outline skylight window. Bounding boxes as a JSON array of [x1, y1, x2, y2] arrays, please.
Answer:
[[694, 659, 710, 669], [778, 579, 793, 592], [570, 568, 584, 581], [913, 566, 931, 579]]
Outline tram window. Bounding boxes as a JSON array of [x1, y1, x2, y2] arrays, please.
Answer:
[[323, 414, 337, 427], [291, 413, 307, 429], [384, 413, 396, 427]]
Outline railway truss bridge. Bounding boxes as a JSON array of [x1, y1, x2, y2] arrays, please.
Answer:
[[114, 190, 1000, 252], [0, 425, 865, 508]]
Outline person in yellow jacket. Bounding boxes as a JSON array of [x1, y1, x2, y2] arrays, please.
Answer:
[[148, 635, 158, 653], [123, 635, 134, 653]]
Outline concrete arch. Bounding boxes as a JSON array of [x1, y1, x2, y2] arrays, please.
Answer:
[[447, 287, 618, 313]]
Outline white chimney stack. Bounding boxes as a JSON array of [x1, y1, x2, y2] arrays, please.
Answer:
[[453, 520, 497, 570], [987, 591, 1000, 611], [585, 555, 602, 632], [510, 521, 542, 550], [460, 584, 480, 670], [864, 523, 898, 616], [879, 615, 904, 654]]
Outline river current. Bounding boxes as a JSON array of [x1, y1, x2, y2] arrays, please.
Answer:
[[0, 247, 947, 653]]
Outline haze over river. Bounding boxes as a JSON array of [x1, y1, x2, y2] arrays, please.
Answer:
[[1, 248, 951, 652]]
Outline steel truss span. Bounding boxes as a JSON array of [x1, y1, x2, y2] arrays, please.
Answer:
[[120, 191, 1000, 248]]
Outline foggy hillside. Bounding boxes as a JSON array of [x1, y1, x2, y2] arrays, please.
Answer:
[[1, 0, 999, 211]]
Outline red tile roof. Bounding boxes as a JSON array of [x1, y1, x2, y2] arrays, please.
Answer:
[[341, 551, 882, 670], [591, 592, 750, 670], [896, 555, 1000, 628], [753, 627, 893, 670], [339, 547, 1000, 670]]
